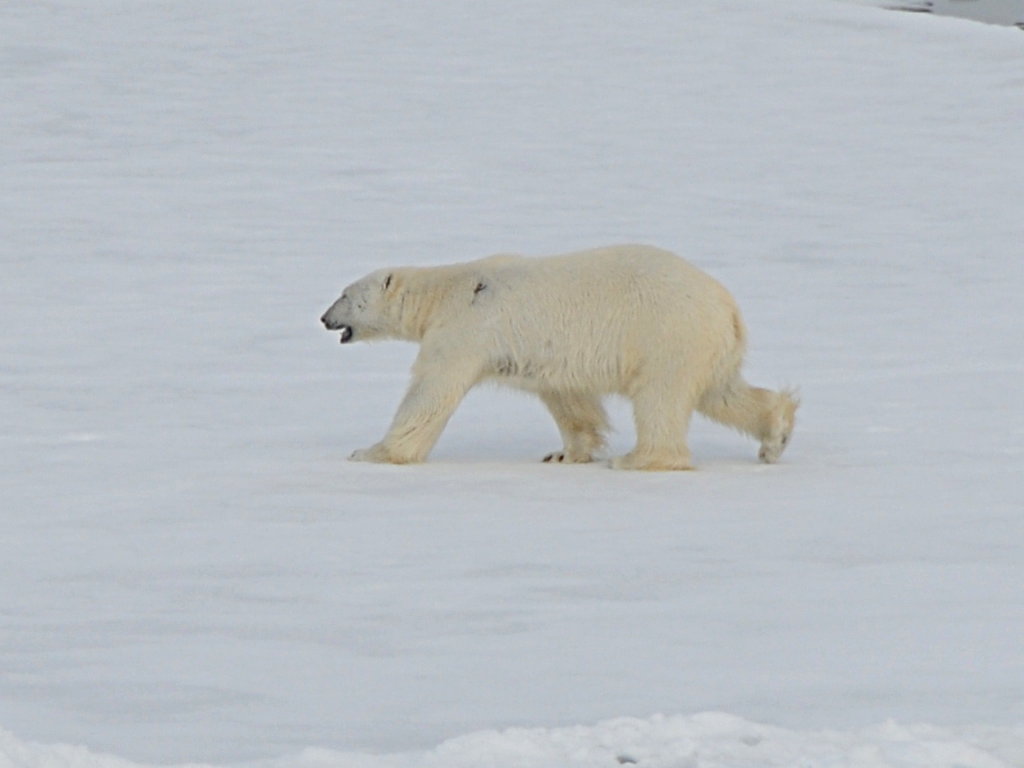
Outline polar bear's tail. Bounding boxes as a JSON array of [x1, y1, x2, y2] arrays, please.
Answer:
[[696, 310, 799, 463]]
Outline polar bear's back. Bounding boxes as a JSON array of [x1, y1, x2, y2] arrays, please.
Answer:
[[468, 244, 744, 394], [483, 244, 737, 331]]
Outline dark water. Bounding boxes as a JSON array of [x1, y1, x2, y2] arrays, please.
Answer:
[[890, 0, 1024, 27]]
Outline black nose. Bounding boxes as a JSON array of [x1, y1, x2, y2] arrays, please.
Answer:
[[320, 313, 330, 328]]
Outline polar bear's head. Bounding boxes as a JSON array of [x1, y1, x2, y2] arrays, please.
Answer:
[[320, 269, 400, 344]]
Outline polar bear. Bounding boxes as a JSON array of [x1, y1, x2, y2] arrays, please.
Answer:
[[320, 244, 797, 470]]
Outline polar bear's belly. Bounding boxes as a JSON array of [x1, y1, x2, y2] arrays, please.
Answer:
[[486, 350, 624, 393]]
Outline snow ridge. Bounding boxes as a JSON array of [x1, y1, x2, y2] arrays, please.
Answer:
[[3, 714, 1023, 768]]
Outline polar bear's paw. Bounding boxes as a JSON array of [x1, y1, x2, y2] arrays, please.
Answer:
[[349, 445, 388, 463], [757, 389, 798, 464], [349, 443, 419, 464], [758, 431, 791, 464], [610, 451, 693, 471], [542, 450, 594, 464]]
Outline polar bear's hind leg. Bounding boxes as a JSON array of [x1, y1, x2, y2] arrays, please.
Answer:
[[539, 390, 608, 463], [611, 379, 696, 471], [697, 379, 799, 464]]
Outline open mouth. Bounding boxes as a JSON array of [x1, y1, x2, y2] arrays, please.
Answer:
[[339, 325, 353, 343]]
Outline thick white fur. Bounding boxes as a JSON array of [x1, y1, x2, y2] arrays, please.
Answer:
[[321, 244, 798, 470]]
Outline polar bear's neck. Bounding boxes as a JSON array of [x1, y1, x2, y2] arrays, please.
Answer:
[[392, 266, 462, 342]]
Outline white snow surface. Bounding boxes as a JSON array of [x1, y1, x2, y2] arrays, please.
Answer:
[[2, 1, 1023, 767]]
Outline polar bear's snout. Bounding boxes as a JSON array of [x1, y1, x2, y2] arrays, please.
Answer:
[[319, 310, 342, 331], [320, 306, 354, 343]]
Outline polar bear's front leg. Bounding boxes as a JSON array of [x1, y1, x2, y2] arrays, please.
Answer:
[[351, 357, 480, 465]]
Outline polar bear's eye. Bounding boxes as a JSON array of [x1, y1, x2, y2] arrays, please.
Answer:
[[383, 274, 392, 290]]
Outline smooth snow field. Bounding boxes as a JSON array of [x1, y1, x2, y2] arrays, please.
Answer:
[[2, 1, 1023, 766]]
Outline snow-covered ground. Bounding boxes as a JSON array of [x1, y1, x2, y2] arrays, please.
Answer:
[[2, 1, 1023, 766]]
